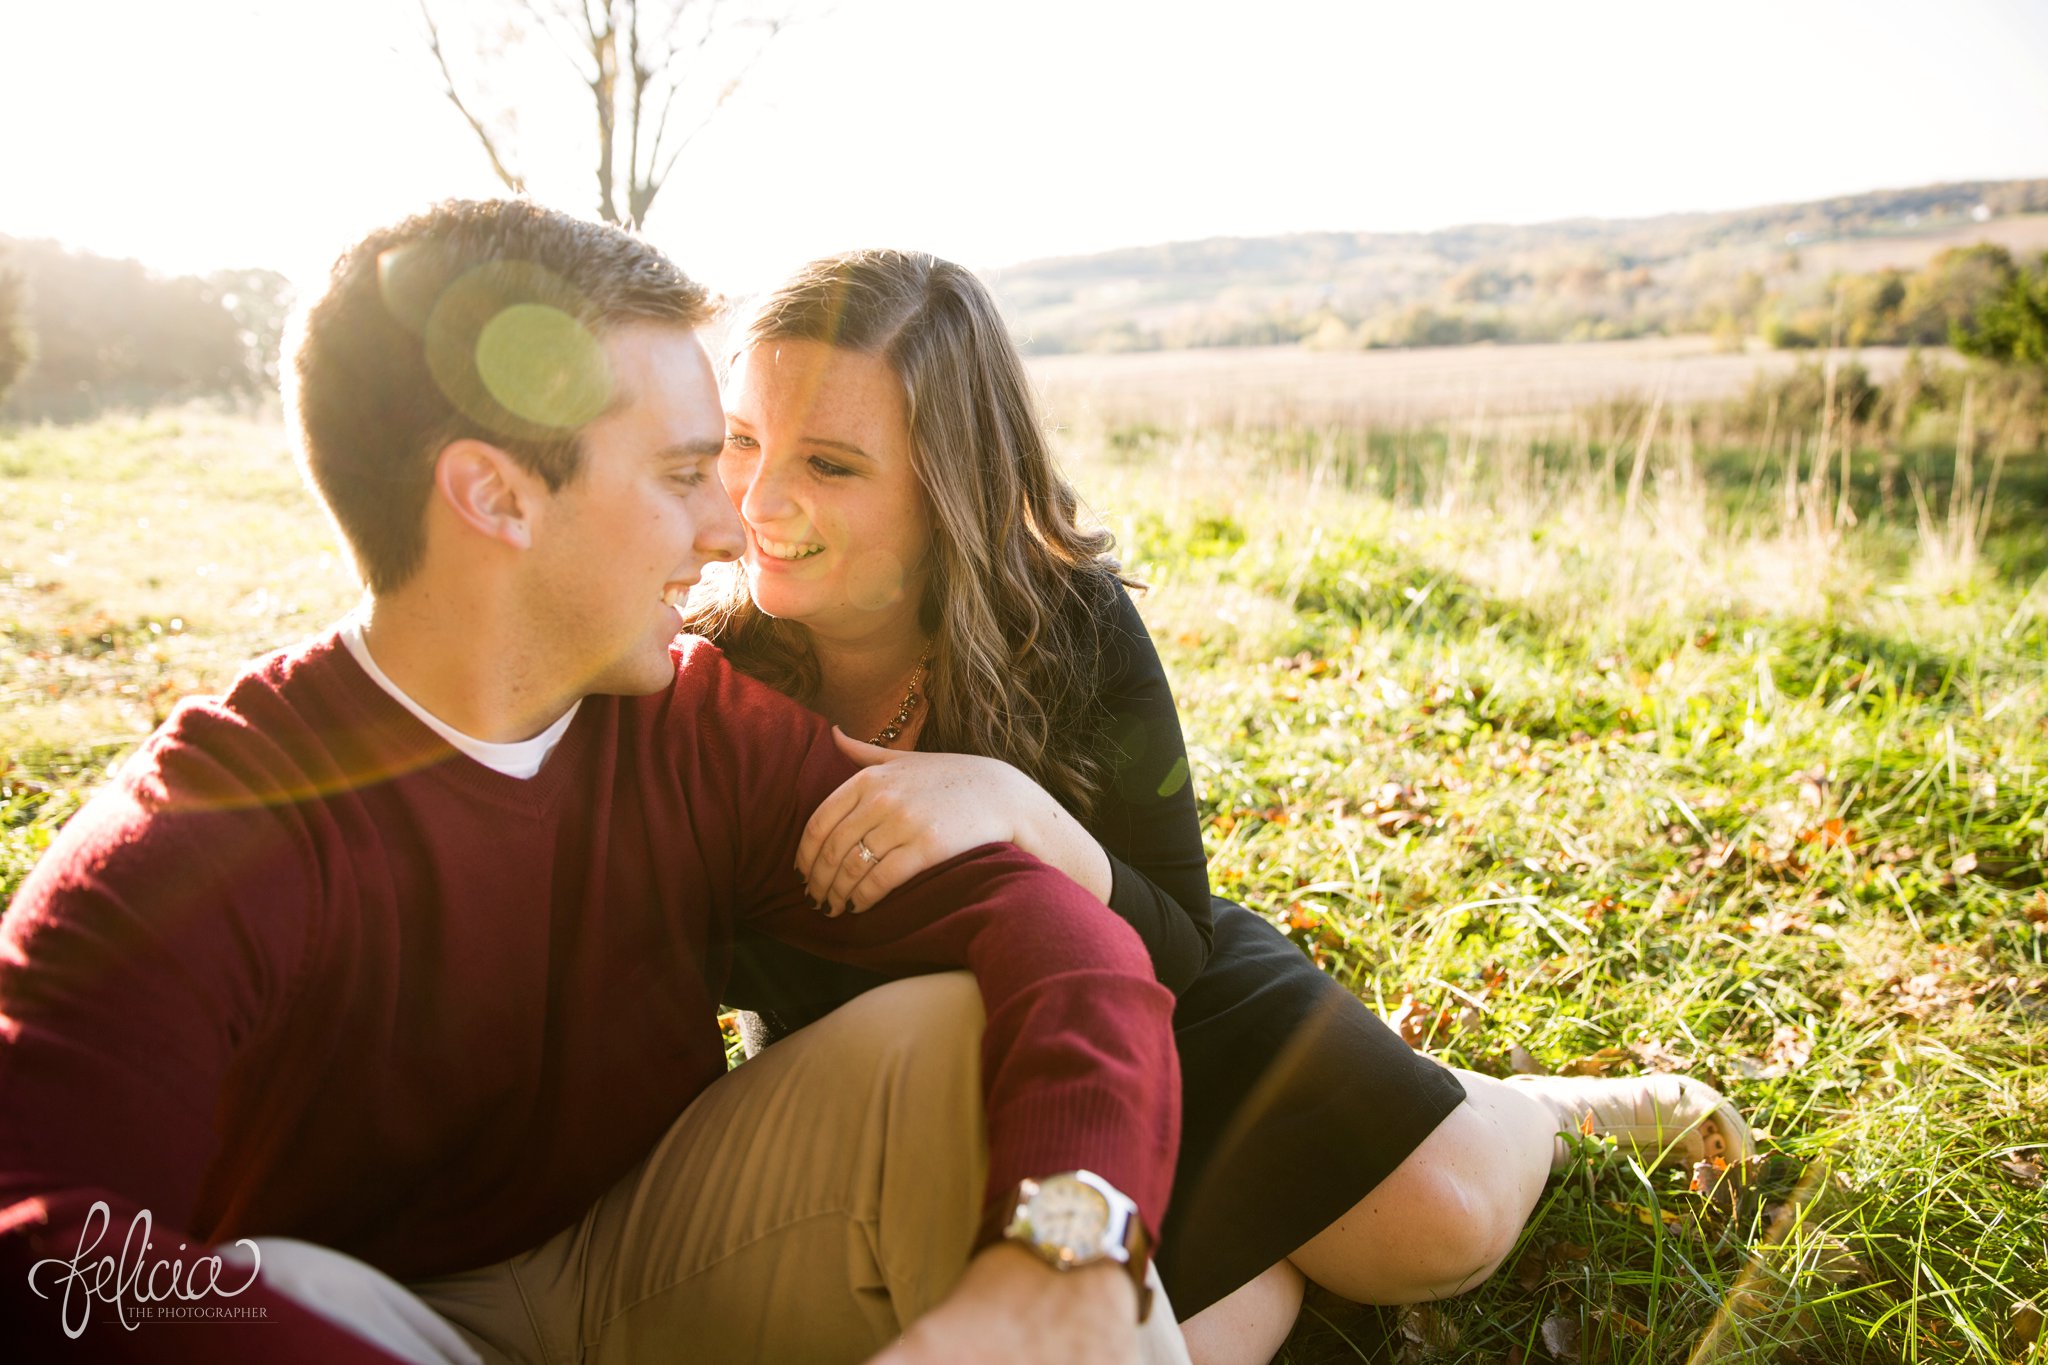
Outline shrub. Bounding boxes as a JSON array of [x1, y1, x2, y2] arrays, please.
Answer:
[[0, 238, 287, 422], [0, 251, 31, 410]]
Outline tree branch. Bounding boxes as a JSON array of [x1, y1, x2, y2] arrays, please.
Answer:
[[588, 0, 622, 223], [419, 0, 809, 227], [640, 0, 734, 192], [419, 0, 527, 194], [636, 13, 782, 223], [513, 0, 599, 81], [625, 3, 649, 226]]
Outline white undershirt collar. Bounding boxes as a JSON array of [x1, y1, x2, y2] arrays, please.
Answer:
[[337, 616, 579, 781]]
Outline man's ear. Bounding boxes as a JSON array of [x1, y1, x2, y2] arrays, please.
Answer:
[[433, 439, 541, 551]]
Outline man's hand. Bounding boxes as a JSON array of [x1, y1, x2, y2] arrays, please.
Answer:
[[866, 1242, 1140, 1365]]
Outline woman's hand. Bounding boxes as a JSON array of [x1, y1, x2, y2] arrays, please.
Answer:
[[800, 730, 1113, 915]]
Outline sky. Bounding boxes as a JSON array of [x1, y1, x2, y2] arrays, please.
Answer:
[[3, 0, 2046, 297]]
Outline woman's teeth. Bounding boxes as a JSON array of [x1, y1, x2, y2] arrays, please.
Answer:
[[755, 534, 824, 561]]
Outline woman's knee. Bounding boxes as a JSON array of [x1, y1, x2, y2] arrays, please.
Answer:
[[1292, 1103, 1528, 1302]]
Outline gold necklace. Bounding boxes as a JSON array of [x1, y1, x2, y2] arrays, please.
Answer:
[[868, 646, 932, 746]]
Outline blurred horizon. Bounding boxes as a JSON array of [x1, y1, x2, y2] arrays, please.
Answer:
[[4, 0, 2046, 296]]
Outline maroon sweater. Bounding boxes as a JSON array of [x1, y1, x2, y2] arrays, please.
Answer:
[[0, 633, 1179, 1360]]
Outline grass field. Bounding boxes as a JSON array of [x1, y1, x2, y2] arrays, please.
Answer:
[[2, 386, 2045, 1362]]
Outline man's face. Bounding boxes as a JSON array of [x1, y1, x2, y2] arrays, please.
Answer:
[[520, 322, 742, 698]]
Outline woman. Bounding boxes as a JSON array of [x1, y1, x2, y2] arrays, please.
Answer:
[[686, 250, 1752, 1364]]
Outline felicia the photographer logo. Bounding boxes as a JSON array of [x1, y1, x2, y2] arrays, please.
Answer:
[[26, 1201, 264, 1338]]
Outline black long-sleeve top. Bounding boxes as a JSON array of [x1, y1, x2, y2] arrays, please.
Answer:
[[724, 579, 1215, 1022]]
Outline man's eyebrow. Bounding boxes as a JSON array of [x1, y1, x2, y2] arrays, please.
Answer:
[[656, 439, 726, 460]]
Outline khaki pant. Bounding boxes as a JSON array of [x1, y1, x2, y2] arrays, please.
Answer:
[[407, 972, 1188, 1364]]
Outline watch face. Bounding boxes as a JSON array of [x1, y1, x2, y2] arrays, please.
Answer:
[[1028, 1174, 1112, 1259]]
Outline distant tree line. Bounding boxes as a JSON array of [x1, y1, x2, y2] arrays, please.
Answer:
[[1758, 244, 2027, 350], [1009, 180, 2048, 357], [1023, 244, 2041, 359], [0, 238, 291, 423], [0, 248, 32, 409]]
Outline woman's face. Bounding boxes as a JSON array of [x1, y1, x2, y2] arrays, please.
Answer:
[[719, 339, 933, 636]]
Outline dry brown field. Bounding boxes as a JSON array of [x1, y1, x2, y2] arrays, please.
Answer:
[[1784, 211, 2048, 278], [1026, 336, 1937, 428]]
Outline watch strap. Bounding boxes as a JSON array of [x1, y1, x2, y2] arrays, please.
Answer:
[[979, 1173, 1155, 1323]]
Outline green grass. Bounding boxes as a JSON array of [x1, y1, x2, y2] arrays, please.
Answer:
[[3, 405, 2046, 1362], [1072, 417, 2047, 1362]]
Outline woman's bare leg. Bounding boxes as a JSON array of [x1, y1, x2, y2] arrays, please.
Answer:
[[1176, 1067, 1752, 1363], [1176, 1071, 1552, 1365], [1285, 1070, 1555, 1305], [1179, 1260, 1305, 1365]]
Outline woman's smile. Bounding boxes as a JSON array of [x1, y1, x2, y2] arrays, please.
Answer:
[[749, 527, 826, 563]]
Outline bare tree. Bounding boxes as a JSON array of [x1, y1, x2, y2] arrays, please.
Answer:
[[420, 0, 800, 228]]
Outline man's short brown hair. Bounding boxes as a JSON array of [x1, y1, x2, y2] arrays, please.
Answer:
[[291, 199, 712, 593]]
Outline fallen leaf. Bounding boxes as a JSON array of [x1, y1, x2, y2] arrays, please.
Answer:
[[2010, 1301, 2043, 1352], [1998, 1154, 2044, 1188], [1796, 817, 1854, 848], [1690, 1156, 1735, 1220], [1760, 1024, 1813, 1077], [1748, 905, 1815, 936], [1508, 1042, 1547, 1076], [1396, 1303, 1460, 1351], [1689, 1154, 1764, 1224], [1539, 1313, 1581, 1361], [1387, 995, 1454, 1050], [1606, 1198, 1685, 1229], [1888, 970, 1969, 1021], [1698, 839, 1739, 871], [1594, 1307, 1651, 1339], [1559, 1045, 1633, 1077], [1626, 1037, 1694, 1073], [1792, 766, 1830, 807]]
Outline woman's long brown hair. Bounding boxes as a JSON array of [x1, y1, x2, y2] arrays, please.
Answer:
[[683, 249, 1132, 817]]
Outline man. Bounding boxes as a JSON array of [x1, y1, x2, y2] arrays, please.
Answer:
[[0, 200, 1186, 1362]]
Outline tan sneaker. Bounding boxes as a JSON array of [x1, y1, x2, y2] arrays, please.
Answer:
[[1505, 1073, 1756, 1171]]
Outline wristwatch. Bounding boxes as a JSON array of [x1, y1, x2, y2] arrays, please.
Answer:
[[989, 1170, 1154, 1322]]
